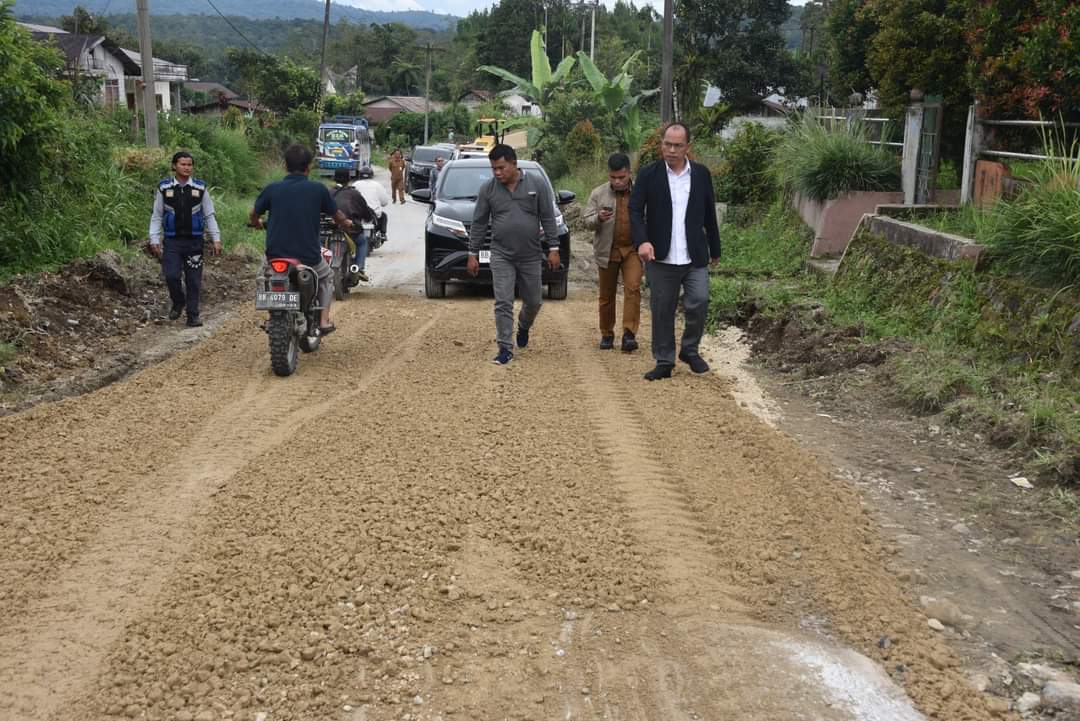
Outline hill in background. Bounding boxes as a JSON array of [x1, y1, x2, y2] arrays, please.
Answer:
[[13, 0, 457, 31]]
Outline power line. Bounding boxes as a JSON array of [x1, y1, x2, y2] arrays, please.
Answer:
[[205, 0, 269, 55]]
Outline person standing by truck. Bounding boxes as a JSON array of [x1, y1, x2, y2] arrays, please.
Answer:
[[149, 151, 222, 328], [388, 148, 406, 204]]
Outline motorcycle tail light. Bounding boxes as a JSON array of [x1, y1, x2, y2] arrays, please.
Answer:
[[270, 260, 290, 273]]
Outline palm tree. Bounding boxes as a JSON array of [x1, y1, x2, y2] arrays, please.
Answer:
[[390, 59, 422, 95]]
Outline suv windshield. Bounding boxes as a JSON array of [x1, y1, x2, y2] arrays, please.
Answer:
[[439, 167, 489, 199], [412, 148, 442, 163], [438, 167, 552, 201]]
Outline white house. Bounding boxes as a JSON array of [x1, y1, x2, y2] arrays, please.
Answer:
[[22, 23, 187, 112], [119, 48, 188, 112], [498, 91, 542, 117]]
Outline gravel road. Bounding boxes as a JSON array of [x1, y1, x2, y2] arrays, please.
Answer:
[[0, 174, 999, 721]]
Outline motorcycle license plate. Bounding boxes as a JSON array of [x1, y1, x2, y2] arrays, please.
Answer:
[[479, 250, 491, 264], [256, 291, 300, 310]]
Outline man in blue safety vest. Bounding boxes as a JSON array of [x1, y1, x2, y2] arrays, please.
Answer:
[[149, 151, 222, 327]]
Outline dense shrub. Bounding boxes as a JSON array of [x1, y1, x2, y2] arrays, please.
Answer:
[[0, 112, 144, 271], [0, 7, 69, 198], [714, 122, 781, 206], [565, 120, 603, 170], [985, 146, 1080, 285], [637, 126, 664, 166], [159, 114, 261, 193], [771, 116, 901, 202]]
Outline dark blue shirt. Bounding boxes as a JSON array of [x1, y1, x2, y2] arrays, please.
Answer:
[[254, 174, 337, 265]]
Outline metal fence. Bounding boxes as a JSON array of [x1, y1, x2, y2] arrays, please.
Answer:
[[960, 101, 1080, 203], [811, 108, 904, 150]]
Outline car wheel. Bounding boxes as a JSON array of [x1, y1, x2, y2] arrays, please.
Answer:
[[547, 276, 568, 300], [424, 268, 446, 299]]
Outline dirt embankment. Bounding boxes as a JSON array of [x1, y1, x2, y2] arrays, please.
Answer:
[[0, 249, 257, 413]]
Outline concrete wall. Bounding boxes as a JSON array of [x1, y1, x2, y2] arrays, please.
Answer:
[[794, 191, 904, 257], [855, 215, 987, 264]]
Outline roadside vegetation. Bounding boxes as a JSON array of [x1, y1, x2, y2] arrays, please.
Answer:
[[687, 115, 1080, 486]]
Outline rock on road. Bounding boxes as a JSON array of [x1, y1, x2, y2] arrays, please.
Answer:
[[0, 174, 998, 721]]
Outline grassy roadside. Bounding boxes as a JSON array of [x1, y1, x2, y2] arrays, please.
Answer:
[[707, 201, 1080, 484]]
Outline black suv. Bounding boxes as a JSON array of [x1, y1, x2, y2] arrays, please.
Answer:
[[405, 144, 455, 193], [411, 158, 576, 299]]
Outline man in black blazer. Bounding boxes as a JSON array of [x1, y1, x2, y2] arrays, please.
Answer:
[[629, 123, 721, 380]]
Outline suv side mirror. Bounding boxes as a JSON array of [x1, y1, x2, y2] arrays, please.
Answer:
[[411, 188, 433, 204], [405, 155, 412, 162], [557, 190, 576, 205]]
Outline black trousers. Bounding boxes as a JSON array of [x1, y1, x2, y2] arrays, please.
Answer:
[[162, 235, 204, 317]]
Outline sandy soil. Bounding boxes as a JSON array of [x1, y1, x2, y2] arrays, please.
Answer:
[[0, 283, 1006, 721]]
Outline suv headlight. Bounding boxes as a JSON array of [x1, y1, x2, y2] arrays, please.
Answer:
[[432, 214, 468, 238]]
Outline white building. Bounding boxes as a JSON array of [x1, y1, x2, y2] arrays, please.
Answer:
[[22, 23, 187, 112]]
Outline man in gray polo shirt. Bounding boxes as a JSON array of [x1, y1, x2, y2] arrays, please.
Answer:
[[467, 144, 560, 365]]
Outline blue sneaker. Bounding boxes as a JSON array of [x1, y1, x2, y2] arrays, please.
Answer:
[[492, 348, 513, 365], [516, 325, 530, 349]]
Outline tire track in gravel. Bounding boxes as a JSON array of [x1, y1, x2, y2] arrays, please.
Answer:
[[0, 306, 444, 721], [552, 303, 749, 618]]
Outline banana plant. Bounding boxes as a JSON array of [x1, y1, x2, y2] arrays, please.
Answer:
[[576, 50, 659, 151], [477, 29, 576, 110]]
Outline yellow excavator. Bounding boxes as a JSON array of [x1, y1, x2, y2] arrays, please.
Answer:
[[458, 117, 506, 154]]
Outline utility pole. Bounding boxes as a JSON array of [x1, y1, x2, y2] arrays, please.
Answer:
[[423, 42, 432, 144], [135, 0, 158, 146], [317, 0, 331, 111], [660, 0, 674, 123], [589, 0, 596, 60]]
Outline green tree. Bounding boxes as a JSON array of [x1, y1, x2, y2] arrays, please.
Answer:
[[478, 28, 576, 110], [967, 0, 1080, 119], [390, 59, 423, 95], [825, 0, 877, 100], [675, 0, 795, 113], [0, 4, 69, 198], [226, 48, 319, 113], [864, 0, 971, 158], [575, 50, 657, 150]]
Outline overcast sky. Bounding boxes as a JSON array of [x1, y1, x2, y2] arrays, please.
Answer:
[[335, 0, 807, 19]]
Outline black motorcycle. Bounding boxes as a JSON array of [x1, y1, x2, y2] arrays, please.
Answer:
[[255, 255, 324, 377], [323, 216, 371, 301]]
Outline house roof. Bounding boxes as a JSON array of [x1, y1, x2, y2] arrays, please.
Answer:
[[18, 22, 68, 33], [120, 48, 188, 82], [30, 31, 141, 75], [363, 95, 444, 113], [460, 89, 492, 101], [183, 81, 238, 99]]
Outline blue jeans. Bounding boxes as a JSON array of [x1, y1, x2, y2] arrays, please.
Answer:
[[352, 230, 368, 270]]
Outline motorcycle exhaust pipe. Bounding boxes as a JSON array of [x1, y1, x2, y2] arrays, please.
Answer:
[[348, 264, 361, 275]]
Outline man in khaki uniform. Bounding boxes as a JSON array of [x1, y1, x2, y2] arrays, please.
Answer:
[[388, 148, 406, 203], [583, 153, 640, 351]]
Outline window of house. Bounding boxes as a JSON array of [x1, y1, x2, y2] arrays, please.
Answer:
[[104, 79, 120, 107]]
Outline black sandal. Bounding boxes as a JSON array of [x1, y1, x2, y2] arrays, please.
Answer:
[[318, 324, 336, 336]]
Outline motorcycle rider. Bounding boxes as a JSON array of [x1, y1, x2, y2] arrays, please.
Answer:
[[332, 168, 376, 282], [351, 174, 390, 245], [250, 144, 353, 334]]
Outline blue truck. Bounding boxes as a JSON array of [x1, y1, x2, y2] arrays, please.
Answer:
[[316, 116, 373, 179]]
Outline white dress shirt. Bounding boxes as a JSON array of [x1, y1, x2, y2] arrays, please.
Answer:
[[660, 161, 692, 265]]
